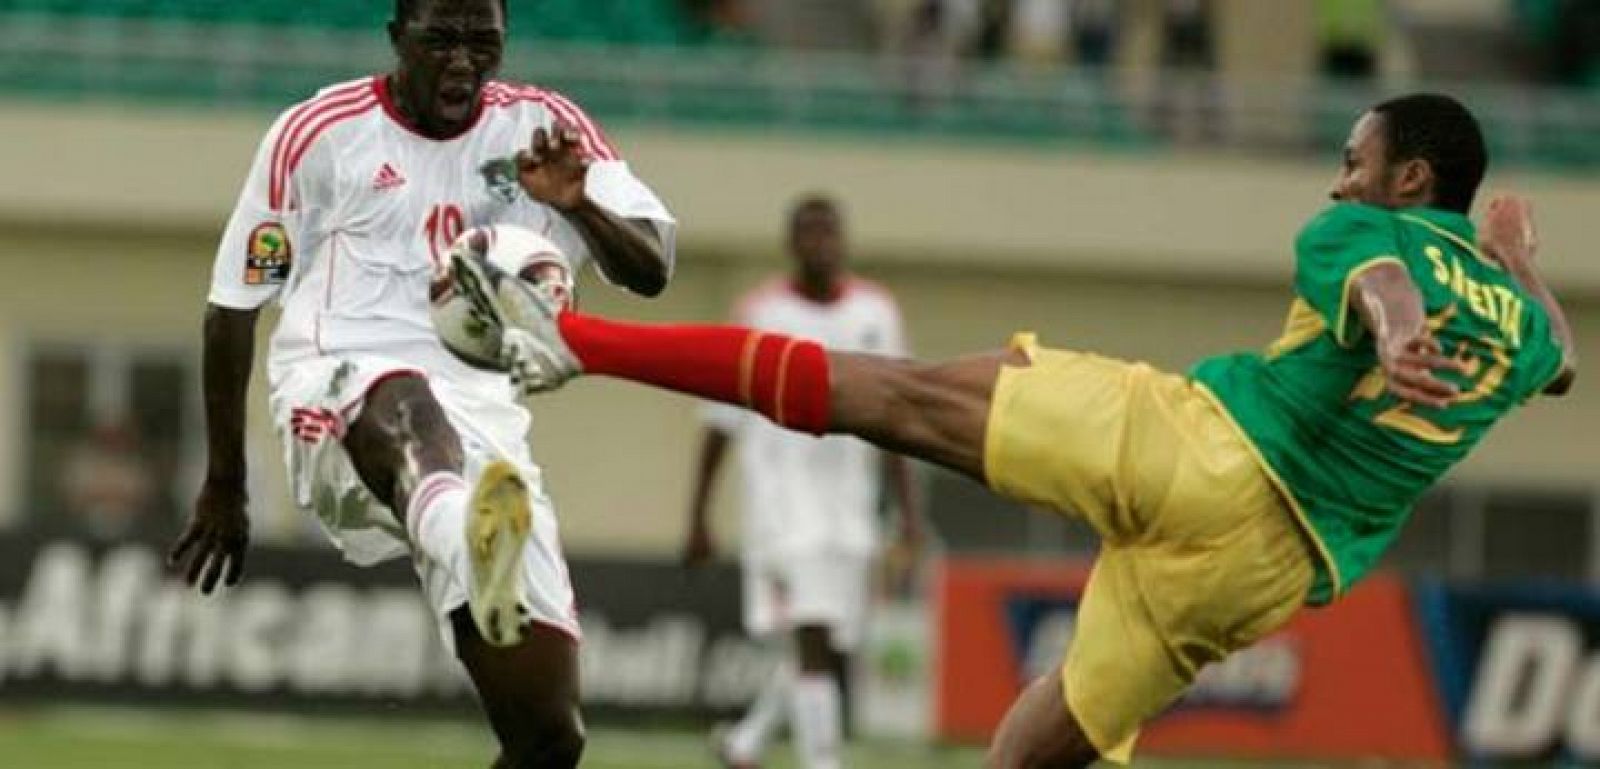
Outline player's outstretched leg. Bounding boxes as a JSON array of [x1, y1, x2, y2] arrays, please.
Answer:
[[985, 669, 1099, 769], [344, 374, 529, 647], [452, 237, 1006, 477], [454, 610, 585, 769], [501, 308, 1009, 483]]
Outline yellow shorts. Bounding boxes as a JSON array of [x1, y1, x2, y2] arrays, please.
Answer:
[[983, 335, 1314, 764]]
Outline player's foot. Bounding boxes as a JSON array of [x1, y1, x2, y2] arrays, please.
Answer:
[[467, 459, 532, 647], [447, 237, 580, 395], [710, 724, 762, 769]]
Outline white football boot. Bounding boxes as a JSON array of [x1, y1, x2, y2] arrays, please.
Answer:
[[447, 226, 583, 397]]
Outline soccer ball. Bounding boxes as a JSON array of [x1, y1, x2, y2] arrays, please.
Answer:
[[429, 224, 571, 371]]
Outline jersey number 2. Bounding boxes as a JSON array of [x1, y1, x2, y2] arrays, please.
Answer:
[[1348, 308, 1510, 445], [424, 203, 465, 272]]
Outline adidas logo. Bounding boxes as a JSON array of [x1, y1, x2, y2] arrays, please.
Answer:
[[372, 163, 406, 192]]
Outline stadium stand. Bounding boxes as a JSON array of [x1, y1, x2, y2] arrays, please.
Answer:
[[0, 0, 1593, 167]]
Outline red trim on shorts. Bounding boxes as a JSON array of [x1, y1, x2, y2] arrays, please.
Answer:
[[288, 406, 344, 443], [337, 367, 428, 423], [529, 616, 583, 646]]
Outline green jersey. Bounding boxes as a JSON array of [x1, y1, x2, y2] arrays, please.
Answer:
[[1190, 203, 1566, 605]]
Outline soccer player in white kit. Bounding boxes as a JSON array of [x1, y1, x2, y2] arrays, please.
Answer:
[[167, 1, 675, 766], [684, 196, 923, 769]]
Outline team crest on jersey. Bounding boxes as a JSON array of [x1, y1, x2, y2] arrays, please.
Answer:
[[244, 222, 292, 285], [479, 156, 522, 204]]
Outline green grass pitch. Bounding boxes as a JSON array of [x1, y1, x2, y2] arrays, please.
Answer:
[[0, 706, 1349, 768]]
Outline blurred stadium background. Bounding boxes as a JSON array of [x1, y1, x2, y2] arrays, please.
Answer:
[[0, 0, 1597, 766]]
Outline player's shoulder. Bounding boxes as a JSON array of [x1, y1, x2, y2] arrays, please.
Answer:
[[1300, 202, 1399, 237], [732, 277, 792, 320], [843, 277, 902, 315], [258, 77, 382, 206], [480, 79, 591, 120], [263, 76, 383, 163], [480, 79, 617, 158], [268, 76, 381, 132], [1295, 202, 1403, 255]]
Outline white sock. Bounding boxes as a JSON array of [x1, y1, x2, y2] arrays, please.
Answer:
[[790, 673, 844, 769], [407, 471, 471, 582], [724, 661, 792, 761]]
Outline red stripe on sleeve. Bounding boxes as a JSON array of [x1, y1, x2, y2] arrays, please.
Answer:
[[268, 80, 370, 211], [487, 81, 619, 162], [276, 97, 378, 212], [275, 84, 377, 209], [543, 90, 618, 161]]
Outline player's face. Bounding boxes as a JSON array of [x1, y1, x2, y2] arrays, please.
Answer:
[[392, 0, 504, 135], [790, 208, 845, 282], [1329, 111, 1405, 208]]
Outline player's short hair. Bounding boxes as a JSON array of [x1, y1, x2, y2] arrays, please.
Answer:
[[1371, 93, 1487, 214], [789, 193, 841, 228], [394, 0, 507, 25]]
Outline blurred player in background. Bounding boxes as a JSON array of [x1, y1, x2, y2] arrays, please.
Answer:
[[461, 93, 1576, 767], [683, 195, 923, 769], [170, 0, 675, 766]]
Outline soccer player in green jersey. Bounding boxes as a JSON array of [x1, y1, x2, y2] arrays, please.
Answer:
[[454, 93, 1576, 767]]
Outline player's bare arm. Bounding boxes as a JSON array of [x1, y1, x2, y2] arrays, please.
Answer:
[[1352, 263, 1467, 409], [517, 124, 668, 296], [886, 453, 922, 544], [1479, 194, 1578, 394], [682, 426, 730, 569], [170, 304, 256, 594]]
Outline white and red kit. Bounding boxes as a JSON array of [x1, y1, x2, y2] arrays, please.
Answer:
[[704, 278, 907, 649], [207, 75, 676, 643]]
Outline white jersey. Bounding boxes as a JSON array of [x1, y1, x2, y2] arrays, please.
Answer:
[[205, 78, 673, 642], [706, 277, 908, 564], [208, 75, 676, 372]]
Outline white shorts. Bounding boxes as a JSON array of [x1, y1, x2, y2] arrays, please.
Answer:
[[743, 552, 873, 651], [268, 347, 579, 648]]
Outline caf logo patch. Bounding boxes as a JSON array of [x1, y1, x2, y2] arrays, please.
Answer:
[[245, 222, 292, 285]]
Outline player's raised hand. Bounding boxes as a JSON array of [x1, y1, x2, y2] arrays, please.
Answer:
[[169, 480, 250, 594], [1480, 195, 1539, 273], [516, 122, 590, 211], [1378, 333, 1463, 410]]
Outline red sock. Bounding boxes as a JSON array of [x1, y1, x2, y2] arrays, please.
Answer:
[[557, 312, 831, 435]]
